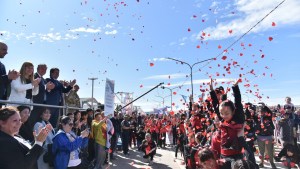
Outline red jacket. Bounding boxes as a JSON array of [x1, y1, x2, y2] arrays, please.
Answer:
[[219, 121, 243, 156]]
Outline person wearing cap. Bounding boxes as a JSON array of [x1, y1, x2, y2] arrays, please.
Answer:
[[278, 110, 295, 147]]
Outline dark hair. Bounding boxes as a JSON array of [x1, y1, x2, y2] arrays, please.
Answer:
[[0, 107, 18, 122], [81, 111, 88, 117], [38, 108, 51, 121], [58, 116, 71, 129], [261, 105, 272, 114], [17, 105, 31, 112], [198, 148, 215, 162], [220, 100, 235, 112], [74, 110, 81, 119], [86, 108, 93, 112], [50, 68, 59, 74], [233, 159, 256, 169], [66, 112, 73, 116], [94, 112, 101, 118]]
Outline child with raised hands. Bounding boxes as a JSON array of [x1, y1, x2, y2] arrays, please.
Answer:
[[209, 78, 246, 169]]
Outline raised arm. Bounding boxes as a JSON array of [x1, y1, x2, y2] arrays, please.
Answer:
[[232, 79, 245, 123]]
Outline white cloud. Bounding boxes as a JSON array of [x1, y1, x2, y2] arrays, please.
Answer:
[[104, 30, 118, 35], [167, 78, 233, 87], [143, 73, 188, 80], [64, 33, 78, 40], [69, 27, 101, 33], [148, 57, 169, 63], [105, 23, 115, 29], [40, 33, 62, 42], [199, 0, 300, 40]]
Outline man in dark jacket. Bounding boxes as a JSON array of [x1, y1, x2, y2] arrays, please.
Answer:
[[0, 42, 18, 106], [46, 68, 75, 128], [28, 64, 54, 129]]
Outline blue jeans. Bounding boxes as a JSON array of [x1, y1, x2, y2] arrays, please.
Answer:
[[94, 143, 106, 169]]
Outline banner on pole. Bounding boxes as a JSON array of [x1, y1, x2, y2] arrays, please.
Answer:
[[104, 78, 115, 116]]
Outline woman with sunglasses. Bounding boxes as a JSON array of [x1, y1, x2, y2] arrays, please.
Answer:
[[52, 116, 89, 169]]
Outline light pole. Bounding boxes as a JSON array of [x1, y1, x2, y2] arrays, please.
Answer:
[[88, 77, 98, 110], [161, 86, 180, 111], [243, 94, 250, 103], [155, 95, 171, 108], [166, 57, 213, 101]]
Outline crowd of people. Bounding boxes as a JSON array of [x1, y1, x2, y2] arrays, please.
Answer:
[[0, 41, 300, 169]]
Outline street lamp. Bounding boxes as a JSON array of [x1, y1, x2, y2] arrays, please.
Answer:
[[166, 57, 213, 102], [155, 95, 171, 108], [88, 77, 98, 110], [161, 86, 180, 111]]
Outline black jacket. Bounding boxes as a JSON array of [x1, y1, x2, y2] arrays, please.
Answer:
[[0, 130, 44, 169]]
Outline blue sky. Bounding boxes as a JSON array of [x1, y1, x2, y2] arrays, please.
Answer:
[[1, 0, 300, 112]]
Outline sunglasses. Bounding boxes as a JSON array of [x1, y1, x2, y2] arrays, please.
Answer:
[[68, 123, 74, 126]]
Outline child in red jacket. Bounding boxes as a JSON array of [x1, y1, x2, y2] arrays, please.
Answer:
[[210, 79, 245, 169]]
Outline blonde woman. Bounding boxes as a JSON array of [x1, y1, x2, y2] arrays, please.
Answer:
[[8, 62, 40, 107]]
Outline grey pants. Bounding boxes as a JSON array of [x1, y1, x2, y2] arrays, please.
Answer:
[[257, 139, 274, 163], [94, 143, 107, 169]]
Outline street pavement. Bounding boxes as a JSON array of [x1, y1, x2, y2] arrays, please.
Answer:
[[105, 146, 184, 169], [104, 144, 291, 169]]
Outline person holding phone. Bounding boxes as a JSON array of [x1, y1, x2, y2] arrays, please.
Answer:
[[52, 116, 89, 169]]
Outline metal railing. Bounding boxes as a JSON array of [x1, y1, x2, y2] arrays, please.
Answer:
[[0, 99, 85, 115]]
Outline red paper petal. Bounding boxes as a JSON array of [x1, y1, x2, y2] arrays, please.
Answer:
[[272, 22, 276, 26], [218, 45, 222, 49], [268, 37, 273, 41], [150, 63, 154, 67], [221, 56, 227, 60], [196, 45, 200, 49], [229, 30, 233, 34]]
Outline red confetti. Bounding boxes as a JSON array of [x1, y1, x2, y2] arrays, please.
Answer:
[[221, 56, 227, 60], [196, 45, 200, 49], [188, 28, 191, 32], [272, 22, 276, 26], [173, 92, 177, 95], [239, 53, 243, 56], [229, 30, 233, 34], [261, 54, 265, 58], [140, 85, 143, 88], [150, 63, 154, 67], [268, 37, 273, 41]]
